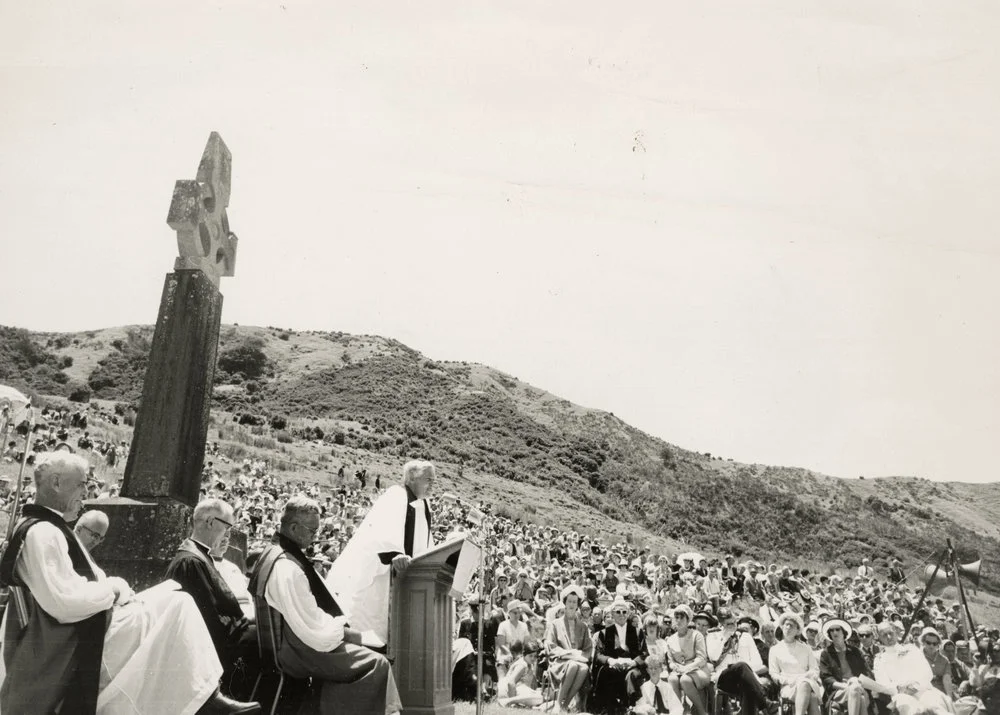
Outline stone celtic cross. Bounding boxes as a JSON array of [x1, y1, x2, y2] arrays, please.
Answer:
[[166, 132, 238, 287]]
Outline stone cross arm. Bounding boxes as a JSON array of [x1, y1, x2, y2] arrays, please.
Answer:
[[167, 131, 238, 287]]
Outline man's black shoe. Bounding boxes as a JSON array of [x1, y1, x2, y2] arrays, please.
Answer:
[[196, 689, 261, 715]]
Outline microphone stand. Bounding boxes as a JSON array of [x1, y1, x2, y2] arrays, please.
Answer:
[[476, 525, 486, 715]]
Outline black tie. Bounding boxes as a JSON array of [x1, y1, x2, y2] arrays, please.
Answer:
[[654, 686, 668, 713]]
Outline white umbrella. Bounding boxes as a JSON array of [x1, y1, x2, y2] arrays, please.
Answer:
[[0, 384, 30, 410], [676, 551, 705, 566]]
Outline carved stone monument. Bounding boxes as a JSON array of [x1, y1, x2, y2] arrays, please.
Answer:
[[94, 133, 238, 588]]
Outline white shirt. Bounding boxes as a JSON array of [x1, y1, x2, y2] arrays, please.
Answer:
[[265, 558, 347, 652], [709, 629, 764, 681], [615, 623, 629, 651], [213, 556, 255, 620]]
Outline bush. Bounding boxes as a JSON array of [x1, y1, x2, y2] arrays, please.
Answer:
[[270, 415, 288, 430], [333, 431, 346, 445], [237, 413, 265, 426], [68, 385, 91, 402], [278, 333, 290, 341], [59, 355, 74, 369], [275, 430, 293, 444], [217, 337, 270, 380]]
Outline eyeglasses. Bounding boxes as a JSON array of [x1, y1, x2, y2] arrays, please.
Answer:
[[212, 516, 234, 531], [925, 640, 941, 646], [612, 609, 629, 615], [80, 526, 105, 543]]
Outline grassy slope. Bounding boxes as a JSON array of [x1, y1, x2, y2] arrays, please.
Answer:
[[3, 324, 999, 586]]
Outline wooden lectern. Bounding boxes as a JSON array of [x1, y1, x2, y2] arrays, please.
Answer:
[[390, 536, 479, 715]]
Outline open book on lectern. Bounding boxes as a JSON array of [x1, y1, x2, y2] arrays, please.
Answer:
[[410, 535, 482, 600]]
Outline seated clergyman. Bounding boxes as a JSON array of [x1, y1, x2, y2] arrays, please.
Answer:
[[0, 451, 260, 714], [250, 495, 402, 715]]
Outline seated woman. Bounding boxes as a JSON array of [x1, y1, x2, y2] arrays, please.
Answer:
[[817, 619, 871, 715], [666, 604, 711, 715], [496, 600, 531, 679], [644, 613, 669, 663], [546, 585, 593, 714], [768, 612, 822, 715], [497, 639, 544, 709], [919, 627, 953, 699]]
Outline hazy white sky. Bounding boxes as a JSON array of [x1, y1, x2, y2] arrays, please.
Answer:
[[2, 1, 998, 483]]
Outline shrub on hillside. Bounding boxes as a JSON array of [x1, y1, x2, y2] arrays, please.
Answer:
[[270, 415, 288, 430], [217, 337, 270, 381], [275, 430, 293, 444], [0, 326, 73, 396], [68, 385, 92, 402], [86, 328, 150, 402]]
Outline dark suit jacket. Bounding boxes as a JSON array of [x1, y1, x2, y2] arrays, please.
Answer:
[[165, 538, 246, 654], [594, 622, 648, 667], [819, 644, 872, 703]]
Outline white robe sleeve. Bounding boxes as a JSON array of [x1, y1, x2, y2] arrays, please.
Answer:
[[16, 522, 115, 624], [266, 558, 347, 652]]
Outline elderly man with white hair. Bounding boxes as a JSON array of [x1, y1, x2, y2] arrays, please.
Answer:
[[325, 459, 437, 643], [0, 451, 260, 714], [74, 508, 110, 554]]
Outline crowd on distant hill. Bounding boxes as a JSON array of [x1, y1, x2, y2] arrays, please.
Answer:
[[2, 404, 999, 715]]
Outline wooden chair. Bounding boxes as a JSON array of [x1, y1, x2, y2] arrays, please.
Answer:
[[250, 594, 318, 715]]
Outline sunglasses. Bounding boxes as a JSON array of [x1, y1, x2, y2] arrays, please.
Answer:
[[612, 609, 629, 615], [925, 640, 941, 646]]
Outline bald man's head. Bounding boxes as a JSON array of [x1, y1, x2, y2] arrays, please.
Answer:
[[74, 510, 109, 551]]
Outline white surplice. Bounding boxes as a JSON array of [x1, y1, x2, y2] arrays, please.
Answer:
[[0, 521, 222, 715], [266, 559, 348, 651], [325, 485, 432, 642]]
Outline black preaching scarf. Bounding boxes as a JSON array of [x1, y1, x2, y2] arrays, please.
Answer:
[[277, 533, 343, 617], [0, 504, 109, 715], [378, 485, 432, 565]]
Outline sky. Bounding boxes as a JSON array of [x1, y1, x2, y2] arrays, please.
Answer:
[[1, 1, 998, 483]]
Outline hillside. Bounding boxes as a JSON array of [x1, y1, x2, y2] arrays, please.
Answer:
[[2, 323, 998, 586]]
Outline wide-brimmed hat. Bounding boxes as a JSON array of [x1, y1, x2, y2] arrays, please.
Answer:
[[737, 615, 760, 632], [822, 618, 853, 640]]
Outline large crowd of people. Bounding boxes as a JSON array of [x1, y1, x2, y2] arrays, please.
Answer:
[[1, 402, 998, 715]]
